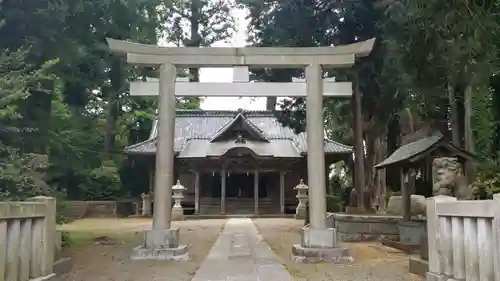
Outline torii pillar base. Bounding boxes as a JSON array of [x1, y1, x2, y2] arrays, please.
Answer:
[[291, 227, 353, 263], [130, 229, 189, 261]]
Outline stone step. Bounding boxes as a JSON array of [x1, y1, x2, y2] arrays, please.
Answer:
[[200, 203, 279, 214], [200, 198, 274, 202], [201, 203, 276, 208]]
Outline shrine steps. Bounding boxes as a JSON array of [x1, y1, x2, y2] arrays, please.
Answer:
[[198, 197, 279, 215], [185, 213, 295, 220]]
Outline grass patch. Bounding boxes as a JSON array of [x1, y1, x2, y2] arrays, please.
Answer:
[[57, 218, 151, 249]]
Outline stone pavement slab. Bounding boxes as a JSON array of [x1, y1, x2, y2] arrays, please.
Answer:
[[191, 218, 293, 281]]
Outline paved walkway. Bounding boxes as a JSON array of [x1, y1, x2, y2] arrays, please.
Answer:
[[191, 218, 293, 281]]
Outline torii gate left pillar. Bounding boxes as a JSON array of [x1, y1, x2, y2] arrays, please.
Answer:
[[107, 38, 374, 262]]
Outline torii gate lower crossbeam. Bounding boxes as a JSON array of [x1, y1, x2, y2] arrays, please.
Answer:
[[107, 38, 375, 263]]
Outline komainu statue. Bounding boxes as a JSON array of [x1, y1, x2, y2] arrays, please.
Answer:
[[432, 157, 473, 199]]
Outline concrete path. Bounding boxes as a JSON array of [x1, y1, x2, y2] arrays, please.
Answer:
[[191, 218, 293, 281]]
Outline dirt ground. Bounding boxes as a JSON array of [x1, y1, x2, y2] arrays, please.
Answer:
[[60, 218, 226, 281], [61, 218, 424, 281], [253, 218, 425, 281]]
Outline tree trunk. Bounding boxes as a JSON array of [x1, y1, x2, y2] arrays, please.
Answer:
[[448, 81, 461, 146], [374, 136, 387, 212], [364, 121, 383, 212], [102, 57, 124, 161], [266, 97, 277, 110], [102, 95, 116, 161], [353, 75, 366, 211], [402, 108, 416, 194], [187, 0, 201, 82], [386, 116, 401, 191], [364, 125, 375, 203], [463, 82, 476, 182]]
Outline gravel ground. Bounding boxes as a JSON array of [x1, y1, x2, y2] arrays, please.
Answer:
[[61, 218, 226, 281], [253, 218, 425, 281]]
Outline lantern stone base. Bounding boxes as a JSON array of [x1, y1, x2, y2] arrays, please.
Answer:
[[130, 228, 189, 261], [295, 206, 307, 219], [426, 272, 446, 281], [291, 227, 353, 263], [171, 207, 184, 221]]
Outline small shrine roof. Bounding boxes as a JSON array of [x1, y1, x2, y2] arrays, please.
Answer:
[[374, 131, 476, 169]]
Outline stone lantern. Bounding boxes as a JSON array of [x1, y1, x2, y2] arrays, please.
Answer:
[[141, 193, 152, 217], [171, 180, 186, 221], [294, 179, 309, 219]]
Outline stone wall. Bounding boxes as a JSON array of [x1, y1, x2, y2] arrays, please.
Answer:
[[62, 200, 136, 219], [327, 213, 400, 242]]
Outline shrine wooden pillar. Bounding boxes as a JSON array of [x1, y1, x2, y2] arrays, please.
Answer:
[[280, 171, 286, 214], [400, 167, 411, 221], [221, 169, 226, 214], [148, 170, 154, 195], [194, 171, 200, 215], [254, 171, 259, 214]]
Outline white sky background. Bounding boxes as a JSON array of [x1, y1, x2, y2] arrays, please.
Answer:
[[164, 5, 267, 110], [200, 7, 268, 110]]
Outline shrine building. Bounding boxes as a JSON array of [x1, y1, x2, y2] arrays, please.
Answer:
[[125, 109, 352, 216]]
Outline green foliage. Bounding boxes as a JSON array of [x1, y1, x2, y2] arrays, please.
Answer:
[[78, 161, 123, 200], [0, 46, 57, 200], [242, 0, 500, 200], [0, 144, 38, 200], [327, 174, 345, 212], [162, 0, 236, 47], [472, 86, 494, 160], [0, 0, 238, 203], [473, 160, 500, 199], [304, 175, 345, 226], [1, 0, 500, 207], [60, 232, 71, 249]]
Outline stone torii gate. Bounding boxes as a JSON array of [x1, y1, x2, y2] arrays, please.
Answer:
[[107, 38, 375, 261]]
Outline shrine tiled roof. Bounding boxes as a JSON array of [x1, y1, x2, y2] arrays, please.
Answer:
[[374, 131, 476, 169], [124, 110, 352, 156]]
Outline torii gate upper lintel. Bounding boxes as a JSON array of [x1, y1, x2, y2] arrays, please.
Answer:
[[106, 37, 375, 67], [107, 37, 375, 261]]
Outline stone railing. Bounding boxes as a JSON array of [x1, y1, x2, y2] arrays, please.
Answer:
[[0, 196, 57, 281], [327, 213, 400, 242], [426, 195, 500, 281]]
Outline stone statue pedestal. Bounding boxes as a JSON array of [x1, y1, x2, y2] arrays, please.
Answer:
[[133, 201, 141, 216], [130, 228, 189, 261], [292, 227, 353, 263], [141, 193, 152, 217], [294, 180, 308, 219], [171, 180, 185, 221]]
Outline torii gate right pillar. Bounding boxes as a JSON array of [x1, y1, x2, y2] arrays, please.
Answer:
[[291, 64, 354, 263], [305, 64, 327, 229]]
